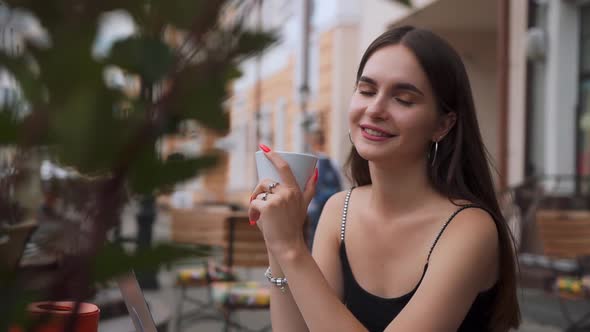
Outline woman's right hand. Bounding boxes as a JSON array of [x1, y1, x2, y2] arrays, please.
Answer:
[[248, 148, 318, 256]]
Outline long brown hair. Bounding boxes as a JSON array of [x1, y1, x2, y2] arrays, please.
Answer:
[[345, 26, 520, 331]]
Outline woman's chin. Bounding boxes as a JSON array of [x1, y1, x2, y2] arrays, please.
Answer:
[[355, 148, 394, 163]]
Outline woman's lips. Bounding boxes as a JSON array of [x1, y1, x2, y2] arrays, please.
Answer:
[[360, 125, 396, 141]]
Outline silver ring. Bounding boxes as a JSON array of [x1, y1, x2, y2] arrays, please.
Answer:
[[268, 182, 278, 193], [261, 192, 269, 201]]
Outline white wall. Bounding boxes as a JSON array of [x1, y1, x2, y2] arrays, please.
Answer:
[[314, 0, 360, 32], [227, 96, 252, 191], [507, 0, 529, 186], [234, 0, 362, 93], [543, 1, 580, 178]]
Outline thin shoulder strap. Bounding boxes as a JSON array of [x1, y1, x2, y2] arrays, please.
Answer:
[[426, 204, 480, 264], [340, 187, 355, 242]]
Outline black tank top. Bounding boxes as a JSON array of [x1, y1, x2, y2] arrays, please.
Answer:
[[339, 188, 498, 332]]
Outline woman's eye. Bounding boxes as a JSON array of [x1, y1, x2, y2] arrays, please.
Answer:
[[359, 90, 375, 96], [395, 98, 414, 107]]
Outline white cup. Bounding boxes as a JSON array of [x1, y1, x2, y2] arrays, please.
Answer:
[[255, 151, 318, 191]]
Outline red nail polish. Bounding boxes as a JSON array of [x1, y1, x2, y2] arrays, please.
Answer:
[[249, 220, 256, 226], [314, 168, 319, 183], [259, 144, 271, 153]]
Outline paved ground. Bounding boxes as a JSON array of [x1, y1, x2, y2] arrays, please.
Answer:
[[100, 204, 588, 332]]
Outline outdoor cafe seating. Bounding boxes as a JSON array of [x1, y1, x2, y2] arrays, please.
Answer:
[[170, 203, 271, 332], [504, 175, 590, 332]]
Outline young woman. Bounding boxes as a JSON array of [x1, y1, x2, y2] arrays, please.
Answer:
[[249, 26, 521, 332]]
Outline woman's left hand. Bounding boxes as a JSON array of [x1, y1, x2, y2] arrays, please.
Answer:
[[249, 149, 318, 256]]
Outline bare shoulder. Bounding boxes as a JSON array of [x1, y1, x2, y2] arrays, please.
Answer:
[[438, 206, 499, 259], [322, 190, 350, 215], [448, 206, 499, 245], [429, 205, 499, 288], [386, 206, 502, 331], [312, 190, 351, 246]]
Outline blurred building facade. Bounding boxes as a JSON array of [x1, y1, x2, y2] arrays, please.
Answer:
[[223, 0, 506, 200], [165, 0, 590, 204], [225, 0, 363, 196], [522, 0, 590, 192]]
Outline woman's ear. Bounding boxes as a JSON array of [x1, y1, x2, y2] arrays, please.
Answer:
[[433, 112, 456, 141]]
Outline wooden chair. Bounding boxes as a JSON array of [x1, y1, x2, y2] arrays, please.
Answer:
[[211, 215, 311, 332], [536, 210, 590, 259], [171, 205, 271, 332], [171, 205, 237, 331], [210, 214, 271, 332], [533, 209, 590, 331]]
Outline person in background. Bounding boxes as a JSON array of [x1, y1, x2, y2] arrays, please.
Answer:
[[305, 129, 342, 249]]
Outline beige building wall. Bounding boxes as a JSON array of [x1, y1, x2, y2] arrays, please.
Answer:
[[358, 0, 438, 57], [329, 24, 360, 177], [256, 56, 297, 151], [226, 24, 344, 198], [437, 30, 499, 170], [313, 29, 335, 154], [239, 27, 347, 159], [229, 55, 298, 198]]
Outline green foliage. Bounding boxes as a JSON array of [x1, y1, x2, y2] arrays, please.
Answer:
[[0, 107, 23, 144], [128, 148, 219, 195], [0, 0, 277, 316], [0, 269, 41, 331], [0, 54, 44, 106], [0, 291, 40, 331], [92, 242, 210, 284], [108, 37, 175, 84], [167, 63, 233, 132], [47, 89, 137, 175], [1, 0, 277, 186], [233, 29, 280, 61], [147, 0, 214, 31]]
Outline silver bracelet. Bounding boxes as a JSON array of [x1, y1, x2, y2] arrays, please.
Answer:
[[265, 267, 288, 292]]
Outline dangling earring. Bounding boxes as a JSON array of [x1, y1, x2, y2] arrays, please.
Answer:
[[431, 140, 439, 166], [348, 130, 354, 146]]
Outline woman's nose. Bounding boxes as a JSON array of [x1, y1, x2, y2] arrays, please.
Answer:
[[365, 94, 389, 119]]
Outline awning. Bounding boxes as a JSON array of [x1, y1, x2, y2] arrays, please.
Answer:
[[390, 0, 496, 32]]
